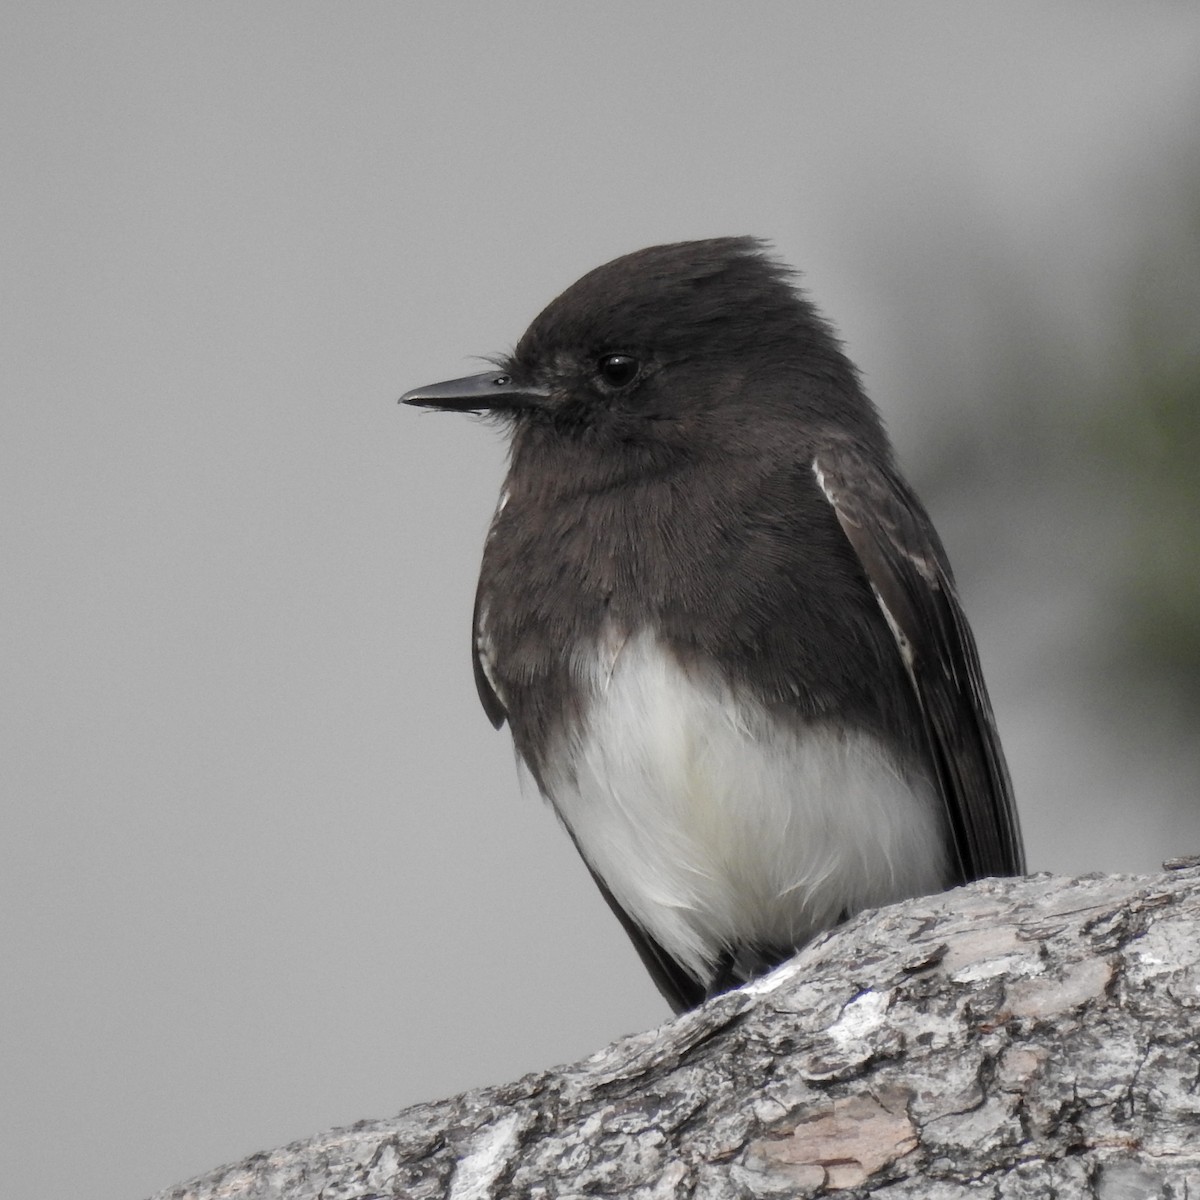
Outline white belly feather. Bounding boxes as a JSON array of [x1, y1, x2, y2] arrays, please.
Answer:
[[541, 631, 947, 987]]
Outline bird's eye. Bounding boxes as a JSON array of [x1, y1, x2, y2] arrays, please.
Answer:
[[596, 354, 640, 388]]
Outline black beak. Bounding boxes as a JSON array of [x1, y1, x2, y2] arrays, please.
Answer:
[[399, 371, 550, 413]]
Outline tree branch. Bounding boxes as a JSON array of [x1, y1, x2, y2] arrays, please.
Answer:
[[150, 866, 1200, 1199]]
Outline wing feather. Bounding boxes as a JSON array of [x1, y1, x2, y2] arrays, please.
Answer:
[[472, 583, 508, 729], [813, 446, 1025, 881]]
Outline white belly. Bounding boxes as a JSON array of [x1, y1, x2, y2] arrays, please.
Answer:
[[541, 631, 948, 987]]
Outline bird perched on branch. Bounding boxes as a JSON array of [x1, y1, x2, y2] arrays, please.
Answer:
[[402, 238, 1024, 1013]]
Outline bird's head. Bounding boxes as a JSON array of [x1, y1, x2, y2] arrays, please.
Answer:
[[402, 237, 874, 455]]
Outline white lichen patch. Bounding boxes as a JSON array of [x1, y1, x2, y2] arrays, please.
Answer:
[[448, 1112, 523, 1200], [950, 953, 1042, 984], [826, 989, 891, 1048]]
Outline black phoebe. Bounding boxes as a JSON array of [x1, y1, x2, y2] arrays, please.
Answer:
[[402, 238, 1024, 1013]]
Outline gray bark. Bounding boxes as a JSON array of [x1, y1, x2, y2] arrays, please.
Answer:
[[150, 866, 1200, 1199]]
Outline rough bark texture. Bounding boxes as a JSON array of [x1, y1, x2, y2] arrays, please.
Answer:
[[150, 867, 1200, 1199]]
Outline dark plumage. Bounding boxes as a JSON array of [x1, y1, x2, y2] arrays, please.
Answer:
[[403, 238, 1024, 1013]]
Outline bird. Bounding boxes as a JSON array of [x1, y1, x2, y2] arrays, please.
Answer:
[[401, 237, 1024, 1013]]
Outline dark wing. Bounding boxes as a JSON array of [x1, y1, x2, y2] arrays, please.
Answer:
[[473, 578, 705, 1012], [812, 443, 1025, 881], [474, 580, 706, 1009], [472, 580, 508, 729], [584, 862, 707, 1014]]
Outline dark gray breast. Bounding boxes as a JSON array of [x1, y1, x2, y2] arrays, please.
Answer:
[[474, 438, 924, 787]]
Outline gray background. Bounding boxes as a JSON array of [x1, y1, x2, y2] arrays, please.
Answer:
[[4, 6, 1200, 1199]]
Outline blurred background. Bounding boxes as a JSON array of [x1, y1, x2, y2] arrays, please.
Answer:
[[3, 5, 1199, 1198]]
